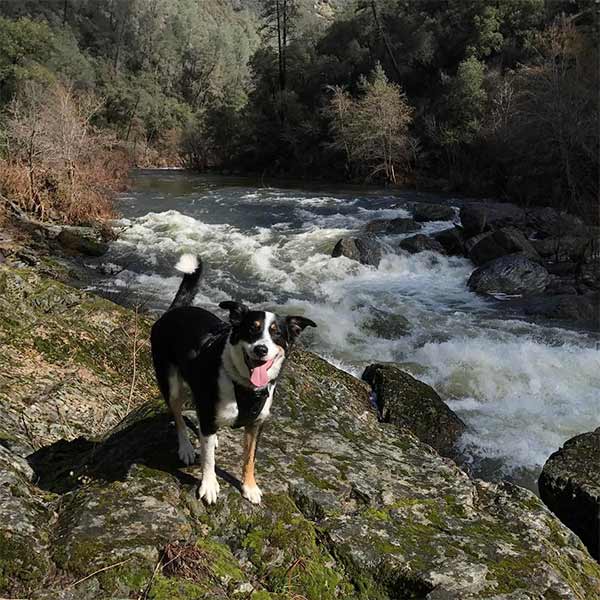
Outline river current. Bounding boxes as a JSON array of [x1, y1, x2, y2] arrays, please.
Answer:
[[83, 169, 600, 490]]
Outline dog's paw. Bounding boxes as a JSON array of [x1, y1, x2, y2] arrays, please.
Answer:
[[242, 483, 263, 504], [198, 476, 220, 504], [178, 438, 196, 466]]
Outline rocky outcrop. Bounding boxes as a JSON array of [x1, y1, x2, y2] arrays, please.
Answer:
[[468, 255, 550, 296], [412, 204, 455, 222], [364, 217, 421, 235], [539, 427, 600, 560], [332, 236, 382, 266], [1, 264, 600, 599], [57, 227, 109, 256], [362, 363, 465, 456], [399, 234, 445, 255], [467, 227, 540, 266]]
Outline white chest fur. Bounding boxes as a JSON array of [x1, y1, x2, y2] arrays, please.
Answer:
[[215, 366, 276, 428]]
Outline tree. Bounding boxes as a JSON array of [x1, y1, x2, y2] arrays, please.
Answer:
[[328, 64, 415, 183], [260, 0, 298, 92]]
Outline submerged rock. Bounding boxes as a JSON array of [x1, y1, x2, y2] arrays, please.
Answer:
[[399, 234, 446, 255], [468, 255, 550, 296], [521, 293, 599, 325], [0, 264, 599, 598], [362, 363, 465, 457], [364, 217, 421, 235], [460, 203, 526, 237], [539, 427, 600, 560], [331, 236, 382, 266], [413, 203, 455, 222]]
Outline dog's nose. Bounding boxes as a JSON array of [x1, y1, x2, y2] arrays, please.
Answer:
[[254, 345, 268, 358]]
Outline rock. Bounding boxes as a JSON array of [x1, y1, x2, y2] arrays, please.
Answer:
[[364, 217, 421, 235], [57, 228, 109, 257], [412, 204, 455, 222], [361, 308, 411, 339], [526, 207, 587, 239], [362, 363, 465, 456], [464, 232, 490, 255], [578, 258, 600, 291], [460, 203, 526, 237], [468, 227, 540, 266], [531, 236, 591, 262], [332, 236, 382, 266], [468, 255, 551, 296], [521, 293, 599, 325], [1, 264, 600, 598], [0, 445, 53, 597], [433, 226, 466, 256], [539, 427, 600, 560], [399, 234, 446, 255]]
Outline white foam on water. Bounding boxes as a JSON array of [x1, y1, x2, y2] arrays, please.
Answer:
[[101, 189, 600, 478]]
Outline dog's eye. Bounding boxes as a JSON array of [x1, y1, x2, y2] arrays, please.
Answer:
[[251, 321, 261, 333], [269, 323, 278, 334]]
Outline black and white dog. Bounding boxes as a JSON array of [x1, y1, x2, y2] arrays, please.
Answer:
[[151, 254, 316, 504]]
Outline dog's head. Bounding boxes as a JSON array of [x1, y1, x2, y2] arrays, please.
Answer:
[[219, 301, 316, 387]]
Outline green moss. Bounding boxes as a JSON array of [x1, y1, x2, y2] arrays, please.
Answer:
[[0, 532, 49, 594], [195, 537, 245, 584], [149, 573, 208, 599], [292, 455, 337, 490]]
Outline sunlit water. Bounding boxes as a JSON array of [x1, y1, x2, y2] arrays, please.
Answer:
[[83, 170, 600, 490]]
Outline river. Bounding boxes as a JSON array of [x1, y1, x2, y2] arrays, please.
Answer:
[[83, 169, 600, 491]]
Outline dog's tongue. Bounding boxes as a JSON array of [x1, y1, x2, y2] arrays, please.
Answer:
[[249, 359, 274, 388]]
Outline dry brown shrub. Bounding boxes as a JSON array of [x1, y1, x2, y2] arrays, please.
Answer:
[[0, 81, 132, 225]]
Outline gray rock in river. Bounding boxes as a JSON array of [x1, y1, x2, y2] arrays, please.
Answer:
[[332, 236, 382, 266], [361, 307, 411, 338], [468, 255, 551, 296], [532, 236, 592, 262], [467, 227, 540, 266], [362, 363, 465, 457], [433, 226, 466, 256], [364, 217, 421, 235], [539, 427, 600, 560], [399, 234, 446, 255], [521, 292, 600, 325], [412, 203, 455, 222], [460, 203, 526, 237], [2, 263, 600, 598]]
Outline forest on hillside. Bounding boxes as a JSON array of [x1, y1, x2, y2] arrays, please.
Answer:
[[0, 0, 597, 224]]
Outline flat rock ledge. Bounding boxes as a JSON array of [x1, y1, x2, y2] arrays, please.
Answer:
[[0, 264, 599, 599], [539, 427, 600, 561]]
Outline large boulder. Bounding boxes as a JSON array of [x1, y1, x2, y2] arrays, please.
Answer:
[[468, 255, 551, 296], [531, 236, 592, 262], [467, 227, 540, 266], [1, 264, 600, 598], [331, 236, 383, 266], [362, 363, 465, 457], [399, 234, 446, 255], [525, 207, 587, 239], [57, 227, 109, 257], [539, 427, 600, 560], [412, 203, 455, 222], [364, 217, 421, 235], [460, 203, 526, 237], [433, 226, 466, 256]]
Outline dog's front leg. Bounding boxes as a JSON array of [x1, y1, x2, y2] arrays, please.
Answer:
[[198, 432, 220, 504], [241, 424, 263, 504]]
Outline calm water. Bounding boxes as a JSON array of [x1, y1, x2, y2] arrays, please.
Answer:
[[84, 169, 600, 490]]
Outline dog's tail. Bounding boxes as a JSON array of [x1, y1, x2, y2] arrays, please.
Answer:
[[169, 254, 203, 310]]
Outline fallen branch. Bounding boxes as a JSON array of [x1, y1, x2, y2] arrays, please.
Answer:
[[70, 558, 131, 587]]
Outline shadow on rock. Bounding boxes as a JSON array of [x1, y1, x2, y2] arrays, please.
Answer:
[[27, 402, 239, 494]]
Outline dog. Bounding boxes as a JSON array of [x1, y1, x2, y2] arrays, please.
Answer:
[[150, 254, 316, 504]]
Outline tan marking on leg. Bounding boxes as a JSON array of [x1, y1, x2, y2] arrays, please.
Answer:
[[242, 425, 259, 488]]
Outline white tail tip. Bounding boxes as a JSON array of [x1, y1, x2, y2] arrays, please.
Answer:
[[175, 253, 198, 274]]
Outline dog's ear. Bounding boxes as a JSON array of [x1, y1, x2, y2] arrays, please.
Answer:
[[286, 316, 317, 338], [219, 301, 249, 326]]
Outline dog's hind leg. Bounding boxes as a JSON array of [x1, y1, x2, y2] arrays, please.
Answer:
[[167, 368, 196, 466], [241, 424, 263, 504]]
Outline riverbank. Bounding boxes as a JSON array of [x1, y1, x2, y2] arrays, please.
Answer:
[[0, 256, 599, 598]]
